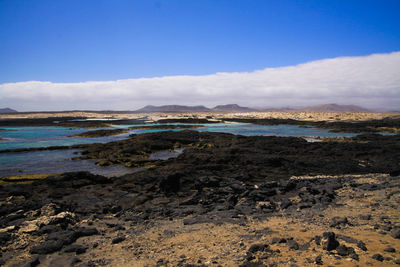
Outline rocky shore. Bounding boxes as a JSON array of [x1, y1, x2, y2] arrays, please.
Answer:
[[0, 130, 399, 266], [72, 129, 128, 138], [221, 117, 400, 134]]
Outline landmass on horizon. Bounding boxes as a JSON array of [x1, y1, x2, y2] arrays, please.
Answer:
[[0, 104, 379, 114]]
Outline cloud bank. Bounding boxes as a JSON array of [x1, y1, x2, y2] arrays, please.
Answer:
[[1, 52, 400, 111]]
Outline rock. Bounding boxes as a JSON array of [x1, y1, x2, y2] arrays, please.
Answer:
[[159, 173, 181, 193], [112, 236, 126, 244], [0, 232, 11, 245], [391, 228, 400, 239], [315, 255, 323, 265], [336, 244, 356, 257], [357, 240, 367, 251], [287, 239, 299, 250], [239, 262, 266, 267], [47, 230, 77, 246], [321, 232, 339, 251], [74, 227, 99, 238], [330, 217, 350, 228], [248, 189, 276, 201], [64, 244, 88, 254], [280, 199, 292, 209], [394, 259, 400, 265], [19, 256, 40, 267], [384, 247, 396, 253], [314, 235, 322, 246], [269, 237, 281, 244], [30, 239, 64, 254], [248, 243, 269, 253], [278, 238, 287, 243], [350, 252, 359, 261], [35, 225, 60, 235], [372, 254, 384, 261], [40, 203, 60, 216], [336, 234, 358, 244], [359, 214, 371, 220], [389, 169, 400, 176]]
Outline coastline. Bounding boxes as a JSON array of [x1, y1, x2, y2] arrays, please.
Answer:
[[0, 114, 399, 266]]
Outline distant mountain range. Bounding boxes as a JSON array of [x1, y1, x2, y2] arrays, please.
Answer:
[[298, 104, 371, 112], [0, 104, 375, 114], [136, 104, 256, 113], [136, 105, 211, 113], [212, 104, 257, 112], [135, 103, 372, 113], [0, 108, 17, 114]]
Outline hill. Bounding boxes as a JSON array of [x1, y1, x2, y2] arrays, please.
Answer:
[[0, 108, 17, 114], [136, 105, 211, 113], [211, 104, 257, 112], [299, 104, 371, 112]]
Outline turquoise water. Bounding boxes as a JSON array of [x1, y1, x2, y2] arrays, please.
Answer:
[[0, 149, 137, 178], [197, 123, 358, 137], [0, 123, 358, 151], [0, 126, 132, 151], [0, 123, 358, 178]]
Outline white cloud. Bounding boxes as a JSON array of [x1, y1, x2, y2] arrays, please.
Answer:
[[1, 52, 399, 111]]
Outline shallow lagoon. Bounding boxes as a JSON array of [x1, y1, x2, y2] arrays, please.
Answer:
[[0, 149, 137, 178], [0, 123, 357, 151], [0, 123, 358, 177]]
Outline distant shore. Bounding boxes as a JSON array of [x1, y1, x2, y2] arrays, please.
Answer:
[[1, 110, 399, 122]]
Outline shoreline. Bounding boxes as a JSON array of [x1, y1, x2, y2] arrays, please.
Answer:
[[0, 115, 399, 266]]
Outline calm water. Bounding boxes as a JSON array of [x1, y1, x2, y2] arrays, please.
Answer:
[[0, 126, 132, 151], [197, 123, 358, 137], [0, 123, 358, 178], [0, 149, 137, 178]]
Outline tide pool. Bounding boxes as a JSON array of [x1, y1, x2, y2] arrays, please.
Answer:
[[197, 123, 358, 137], [0, 149, 136, 178], [0, 122, 359, 178], [0, 126, 131, 150]]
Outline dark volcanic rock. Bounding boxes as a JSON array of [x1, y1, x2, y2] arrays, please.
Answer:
[[336, 244, 356, 257], [1, 129, 399, 264], [64, 244, 88, 254], [330, 217, 351, 228], [287, 239, 299, 250], [72, 129, 127, 138], [321, 232, 339, 251], [372, 254, 384, 261], [315, 255, 323, 265], [391, 228, 400, 239], [248, 243, 269, 253], [159, 173, 181, 193], [384, 247, 396, 253], [357, 241, 368, 251], [47, 230, 77, 246], [30, 239, 64, 254], [74, 227, 99, 238], [112, 236, 126, 244], [239, 262, 266, 267], [0, 232, 11, 245]]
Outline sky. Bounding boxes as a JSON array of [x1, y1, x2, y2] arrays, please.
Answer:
[[0, 0, 399, 111]]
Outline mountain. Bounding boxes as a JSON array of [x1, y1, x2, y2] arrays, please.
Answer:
[[299, 104, 371, 112], [0, 108, 17, 114], [257, 107, 297, 112], [135, 103, 373, 113], [136, 105, 211, 112], [211, 104, 257, 112]]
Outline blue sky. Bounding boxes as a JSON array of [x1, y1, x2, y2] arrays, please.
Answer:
[[0, 0, 399, 83], [0, 0, 399, 111]]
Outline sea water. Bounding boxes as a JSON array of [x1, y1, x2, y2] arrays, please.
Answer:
[[0, 149, 137, 178], [0, 123, 358, 177]]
